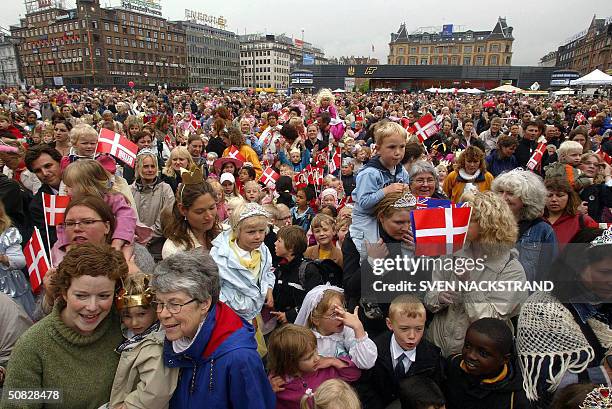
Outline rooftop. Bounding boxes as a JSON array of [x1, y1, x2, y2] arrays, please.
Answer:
[[390, 17, 513, 44]]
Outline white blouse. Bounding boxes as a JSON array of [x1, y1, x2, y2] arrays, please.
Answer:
[[312, 326, 378, 370]]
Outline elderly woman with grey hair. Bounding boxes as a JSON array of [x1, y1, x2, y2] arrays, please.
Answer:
[[151, 251, 275, 409], [408, 160, 448, 199], [492, 169, 558, 282]]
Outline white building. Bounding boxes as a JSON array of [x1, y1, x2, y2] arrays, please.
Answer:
[[239, 33, 326, 89], [0, 33, 22, 88]]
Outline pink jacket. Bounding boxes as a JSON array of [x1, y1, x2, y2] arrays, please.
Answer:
[[275, 357, 360, 409], [55, 192, 137, 250]]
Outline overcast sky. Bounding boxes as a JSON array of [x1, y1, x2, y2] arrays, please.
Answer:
[[1, 0, 611, 65]]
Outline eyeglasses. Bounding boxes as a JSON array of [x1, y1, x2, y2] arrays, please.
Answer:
[[153, 299, 197, 314], [62, 219, 104, 229], [412, 178, 436, 185]]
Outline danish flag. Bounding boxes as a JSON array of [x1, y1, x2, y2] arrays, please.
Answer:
[[24, 227, 51, 293], [415, 197, 468, 209], [227, 145, 246, 162], [407, 113, 440, 143], [97, 128, 138, 168], [410, 206, 472, 256], [575, 112, 586, 124], [259, 167, 280, 188], [526, 141, 548, 171], [42, 193, 71, 226]]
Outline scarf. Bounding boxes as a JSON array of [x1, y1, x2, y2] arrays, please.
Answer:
[[115, 321, 160, 353], [230, 237, 262, 274], [458, 168, 481, 182]]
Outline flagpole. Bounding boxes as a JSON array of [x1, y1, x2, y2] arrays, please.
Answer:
[[43, 212, 54, 267]]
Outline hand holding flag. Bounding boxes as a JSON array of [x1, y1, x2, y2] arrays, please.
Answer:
[[407, 113, 440, 143], [97, 128, 138, 168], [24, 227, 51, 293]]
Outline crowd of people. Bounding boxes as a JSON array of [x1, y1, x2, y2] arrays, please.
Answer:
[[0, 85, 611, 409]]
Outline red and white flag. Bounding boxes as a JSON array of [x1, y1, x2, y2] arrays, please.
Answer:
[[407, 113, 440, 143], [307, 166, 325, 186], [328, 147, 341, 174], [97, 128, 138, 168], [227, 145, 246, 162], [259, 167, 280, 188], [42, 193, 71, 226], [575, 112, 586, 124], [526, 142, 548, 171], [410, 206, 472, 256], [595, 149, 612, 165], [24, 227, 51, 293]]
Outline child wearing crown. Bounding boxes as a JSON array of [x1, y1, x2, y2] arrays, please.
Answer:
[[109, 273, 179, 409], [210, 202, 276, 356]]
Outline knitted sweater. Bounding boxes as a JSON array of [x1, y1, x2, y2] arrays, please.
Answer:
[[2, 303, 123, 409]]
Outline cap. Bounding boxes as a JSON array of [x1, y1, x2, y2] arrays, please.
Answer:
[[220, 173, 235, 184]]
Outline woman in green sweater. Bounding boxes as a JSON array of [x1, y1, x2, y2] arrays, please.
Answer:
[[2, 243, 128, 409]]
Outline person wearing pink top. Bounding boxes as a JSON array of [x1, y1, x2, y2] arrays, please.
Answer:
[[267, 324, 361, 409]]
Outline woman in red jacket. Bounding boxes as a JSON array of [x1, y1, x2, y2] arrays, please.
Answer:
[[544, 178, 598, 250]]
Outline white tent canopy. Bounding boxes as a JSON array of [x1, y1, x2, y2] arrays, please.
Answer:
[[332, 88, 346, 93], [570, 69, 612, 86], [554, 87, 575, 96], [489, 84, 524, 93]]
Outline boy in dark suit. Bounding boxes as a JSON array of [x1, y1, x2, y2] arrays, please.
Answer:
[[357, 294, 443, 409]]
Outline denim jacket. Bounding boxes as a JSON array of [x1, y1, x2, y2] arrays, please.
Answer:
[[516, 218, 558, 282]]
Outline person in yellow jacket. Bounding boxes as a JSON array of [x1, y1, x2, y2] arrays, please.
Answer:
[[222, 126, 263, 179], [443, 145, 494, 203]]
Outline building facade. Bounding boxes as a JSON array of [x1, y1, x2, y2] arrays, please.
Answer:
[[11, 0, 187, 89], [175, 20, 239, 89], [0, 33, 22, 88], [556, 16, 611, 74], [329, 56, 379, 65], [388, 17, 514, 67], [239, 33, 326, 89], [538, 51, 558, 67]]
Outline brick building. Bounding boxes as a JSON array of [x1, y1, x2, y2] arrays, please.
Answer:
[[388, 17, 514, 67], [11, 0, 187, 89], [556, 16, 611, 74]]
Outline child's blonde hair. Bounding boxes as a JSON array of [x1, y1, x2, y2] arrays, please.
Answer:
[[209, 180, 224, 201], [63, 159, 112, 198], [243, 180, 262, 202], [0, 201, 12, 233], [69, 123, 98, 145], [308, 289, 344, 329], [229, 202, 270, 238], [315, 89, 334, 107], [310, 213, 336, 231], [388, 294, 426, 321], [300, 379, 361, 409], [373, 120, 407, 146], [268, 324, 317, 377]]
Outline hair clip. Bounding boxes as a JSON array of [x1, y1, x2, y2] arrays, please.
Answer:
[[590, 226, 612, 248], [392, 191, 417, 208]]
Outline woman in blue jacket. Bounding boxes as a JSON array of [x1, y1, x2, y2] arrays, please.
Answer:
[[151, 251, 275, 409]]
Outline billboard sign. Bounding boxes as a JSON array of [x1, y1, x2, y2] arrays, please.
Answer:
[[442, 24, 453, 37], [185, 9, 227, 29], [302, 54, 314, 65]]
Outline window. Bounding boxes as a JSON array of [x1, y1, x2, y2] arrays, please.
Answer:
[[490, 43, 499, 52], [104, 22, 110, 31], [420, 58, 428, 65], [123, 38, 128, 46], [161, 33, 165, 40], [451, 56, 458, 65], [475, 55, 484, 65], [410, 47, 417, 54], [463, 45, 472, 53], [114, 24, 119, 32], [409, 57, 417, 65], [463, 56, 471, 65], [115, 37, 120, 46], [106, 36, 112, 44], [130, 27, 135, 34], [490, 55, 498, 65], [92, 21, 98, 29], [476, 45, 485, 53], [505, 56, 511, 64], [95, 48, 101, 56]]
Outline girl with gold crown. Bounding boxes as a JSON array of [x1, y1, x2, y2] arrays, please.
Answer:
[[109, 272, 179, 409]]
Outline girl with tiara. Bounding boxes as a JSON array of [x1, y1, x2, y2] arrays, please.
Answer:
[[109, 273, 179, 409], [210, 202, 276, 356]]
